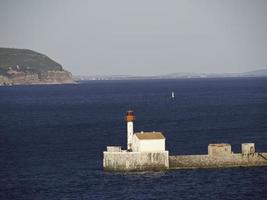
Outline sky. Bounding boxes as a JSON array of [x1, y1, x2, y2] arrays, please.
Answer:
[[0, 0, 267, 76]]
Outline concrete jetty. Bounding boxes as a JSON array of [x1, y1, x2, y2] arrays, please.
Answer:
[[169, 143, 267, 169], [103, 111, 267, 171]]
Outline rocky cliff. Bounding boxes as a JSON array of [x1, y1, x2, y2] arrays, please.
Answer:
[[0, 48, 74, 85]]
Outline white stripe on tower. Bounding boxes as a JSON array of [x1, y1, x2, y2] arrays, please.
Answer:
[[127, 121, 133, 150]]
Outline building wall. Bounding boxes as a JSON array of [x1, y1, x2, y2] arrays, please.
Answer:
[[132, 134, 165, 152], [208, 144, 232, 157], [242, 143, 255, 154], [169, 153, 267, 169], [107, 146, 121, 152], [132, 135, 139, 152], [139, 139, 165, 152], [103, 151, 169, 171]]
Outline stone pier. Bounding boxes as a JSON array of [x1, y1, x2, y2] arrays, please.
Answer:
[[103, 149, 169, 171], [169, 143, 267, 169], [169, 153, 267, 169], [103, 145, 267, 171]]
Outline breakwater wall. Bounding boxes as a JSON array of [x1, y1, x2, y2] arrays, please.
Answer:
[[169, 153, 267, 169], [103, 151, 169, 171], [103, 142, 267, 171]]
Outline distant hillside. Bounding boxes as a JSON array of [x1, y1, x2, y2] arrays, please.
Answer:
[[159, 69, 267, 79], [0, 48, 73, 85], [241, 69, 267, 77], [74, 69, 267, 81]]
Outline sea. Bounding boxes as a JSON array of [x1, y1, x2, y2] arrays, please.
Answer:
[[0, 78, 267, 200]]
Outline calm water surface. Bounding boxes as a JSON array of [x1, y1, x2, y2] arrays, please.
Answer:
[[0, 78, 267, 200]]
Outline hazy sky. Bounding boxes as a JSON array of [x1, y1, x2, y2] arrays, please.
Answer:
[[0, 0, 267, 75]]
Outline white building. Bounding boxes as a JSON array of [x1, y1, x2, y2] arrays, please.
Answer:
[[125, 111, 166, 152], [132, 132, 166, 152]]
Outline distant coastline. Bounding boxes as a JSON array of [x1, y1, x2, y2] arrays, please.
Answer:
[[74, 69, 267, 81]]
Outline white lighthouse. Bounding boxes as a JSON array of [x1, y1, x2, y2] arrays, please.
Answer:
[[103, 110, 169, 171], [125, 110, 135, 151]]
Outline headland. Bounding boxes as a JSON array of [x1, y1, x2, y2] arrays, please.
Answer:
[[0, 48, 74, 86]]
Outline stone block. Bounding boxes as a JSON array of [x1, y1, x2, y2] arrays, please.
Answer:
[[208, 143, 231, 157], [242, 143, 255, 155], [103, 151, 169, 171], [107, 146, 121, 152]]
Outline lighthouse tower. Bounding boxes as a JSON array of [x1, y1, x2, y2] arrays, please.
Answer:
[[125, 110, 135, 151]]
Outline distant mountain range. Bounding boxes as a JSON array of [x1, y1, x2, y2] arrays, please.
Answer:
[[74, 69, 267, 81]]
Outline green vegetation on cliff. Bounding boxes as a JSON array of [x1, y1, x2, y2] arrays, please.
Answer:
[[0, 48, 73, 85], [0, 48, 63, 75]]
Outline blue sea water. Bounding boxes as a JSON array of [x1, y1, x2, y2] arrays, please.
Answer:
[[0, 78, 267, 200]]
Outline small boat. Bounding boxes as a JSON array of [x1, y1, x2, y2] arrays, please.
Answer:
[[171, 91, 175, 98]]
